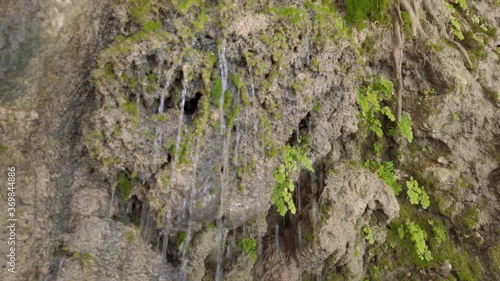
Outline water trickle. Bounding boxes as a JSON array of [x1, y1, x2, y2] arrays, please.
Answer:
[[179, 136, 202, 281], [108, 186, 115, 218], [297, 221, 303, 248], [229, 98, 240, 266], [145, 214, 153, 241], [172, 80, 188, 178], [161, 209, 171, 263], [154, 72, 173, 165], [216, 39, 229, 281], [312, 198, 318, 229], [126, 201, 133, 214], [275, 224, 280, 249], [161, 80, 188, 265], [248, 66, 265, 261], [215, 218, 225, 281], [139, 202, 148, 231]]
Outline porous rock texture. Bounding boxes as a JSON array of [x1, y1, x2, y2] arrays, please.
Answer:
[[1, 0, 499, 280]]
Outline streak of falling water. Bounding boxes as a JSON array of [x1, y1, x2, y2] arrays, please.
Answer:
[[297, 221, 302, 248], [161, 80, 188, 265], [139, 202, 147, 231], [215, 218, 225, 281], [275, 224, 280, 249], [248, 67, 265, 260], [108, 186, 115, 218], [154, 72, 173, 165], [126, 201, 133, 214], [230, 89, 241, 266], [161, 209, 171, 263], [179, 137, 202, 281], [216, 39, 229, 281], [312, 198, 318, 229]]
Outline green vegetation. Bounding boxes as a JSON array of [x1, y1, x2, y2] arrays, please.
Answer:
[[272, 144, 313, 216], [357, 77, 395, 138], [177, 231, 187, 249], [125, 231, 135, 243], [240, 238, 257, 262], [363, 227, 375, 244], [121, 100, 138, 116], [117, 172, 133, 200], [268, 6, 307, 25], [211, 78, 223, 106], [364, 160, 401, 195], [406, 177, 430, 209], [0, 145, 8, 152], [143, 20, 162, 32], [428, 220, 446, 245], [344, 0, 392, 29], [398, 114, 413, 143], [305, 0, 345, 50], [399, 220, 432, 262]]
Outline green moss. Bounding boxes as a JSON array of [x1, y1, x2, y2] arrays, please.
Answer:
[[360, 35, 375, 55], [81, 252, 93, 261], [483, 86, 499, 104], [344, 0, 392, 29], [489, 244, 500, 279], [0, 145, 8, 152], [129, 0, 152, 26], [120, 100, 138, 116], [431, 43, 443, 52], [401, 11, 413, 38], [143, 20, 162, 32], [211, 77, 223, 106], [177, 231, 187, 249], [174, 0, 202, 14], [268, 6, 307, 25], [118, 172, 133, 200], [450, 251, 483, 281], [459, 206, 479, 231], [125, 231, 135, 243]]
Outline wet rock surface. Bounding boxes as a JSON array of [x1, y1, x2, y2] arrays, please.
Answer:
[[1, 0, 499, 280]]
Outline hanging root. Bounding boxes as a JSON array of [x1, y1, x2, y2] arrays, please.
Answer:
[[392, 2, 404, 122], [422, 0, 473, 69], [400, 0, 427, 38]]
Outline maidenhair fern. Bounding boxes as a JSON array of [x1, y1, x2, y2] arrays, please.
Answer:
[[272, 144, 313, 216], [398, 113, 414, 143], [404, 220, 433, 262], [240, 238, 257, 262], [445, 2, 465, 40], [357, 77, 395, 138], [363, 227, 375, 244], [364, 160, 402, 196], [406, 177, 430, 209]]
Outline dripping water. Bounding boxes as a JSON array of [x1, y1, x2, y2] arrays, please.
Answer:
[[161, 209, 171, 263], [154, 72, 173, 165], [229, 89, 241, 266], [312, 198, 318, 229], [216, 39, 229, 281], [161, 80, 188, 264], [248, 66, 264, 260], [275, 224, 280, 249], [108, 186, 115, 218], [178, 136, 202, 280]]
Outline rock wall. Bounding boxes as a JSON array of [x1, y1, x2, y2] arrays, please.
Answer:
[[1, 0, 499, 280]]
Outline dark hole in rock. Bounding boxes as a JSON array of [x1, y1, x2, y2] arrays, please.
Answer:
[[128, 195, 143, 226], [146, 53, 157, 69], [184, 92, 202, 115]]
